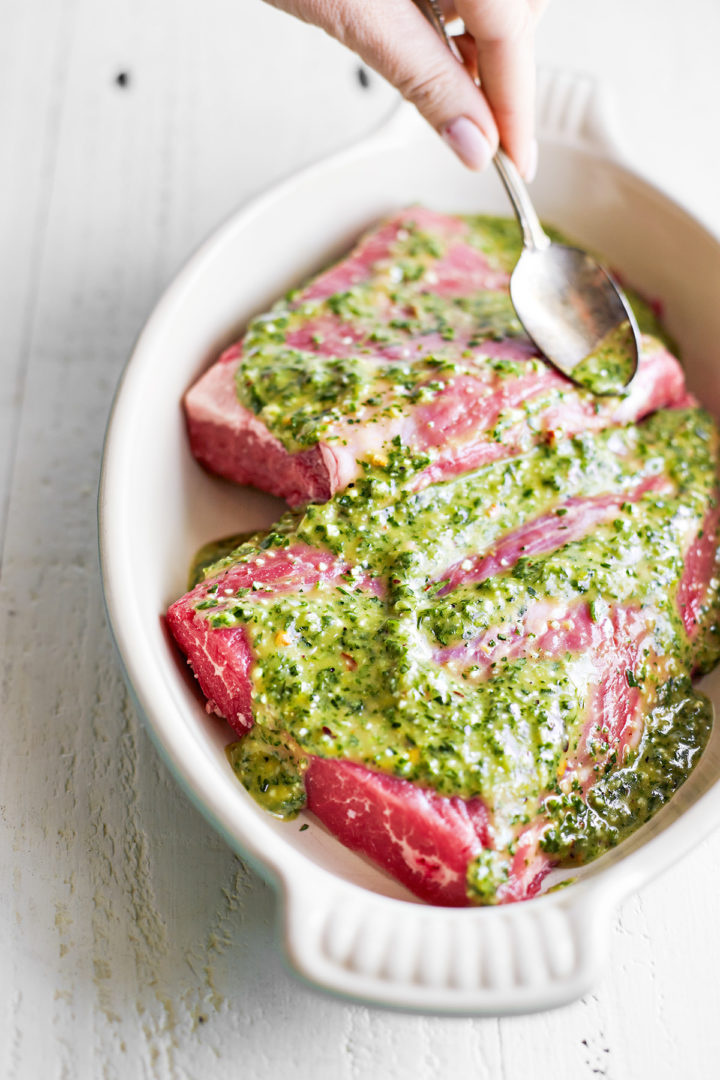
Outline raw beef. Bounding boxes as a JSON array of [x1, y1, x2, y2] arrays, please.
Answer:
[[167, 462, 718, 904], [168, 209, 720, 906], [185, 209, 688, 506]]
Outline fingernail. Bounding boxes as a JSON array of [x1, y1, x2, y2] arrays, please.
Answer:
[[525, 139, 538, 183], [441, 117, 494, 171]]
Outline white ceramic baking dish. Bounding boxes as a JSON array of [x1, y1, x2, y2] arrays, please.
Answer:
[[99, 70, 720, 1015]]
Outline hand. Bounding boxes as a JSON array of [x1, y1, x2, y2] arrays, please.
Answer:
[[265, 0, 549, 179]]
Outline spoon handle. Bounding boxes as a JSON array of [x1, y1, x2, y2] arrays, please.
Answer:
[[413, 0, 550, 252], [493, 150, 549, 252]]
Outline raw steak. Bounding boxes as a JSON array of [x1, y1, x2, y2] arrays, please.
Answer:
[[168, 210, 720, 906], [167, 409, 720, 904], [184, 209, 688, 506]]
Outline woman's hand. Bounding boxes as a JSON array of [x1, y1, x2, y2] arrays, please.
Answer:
[[265, 0, 548, 179]]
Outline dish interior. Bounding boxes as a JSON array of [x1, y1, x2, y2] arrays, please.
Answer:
[[103, 126, 720, 905]]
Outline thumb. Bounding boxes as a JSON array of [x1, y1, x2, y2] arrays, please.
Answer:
[[268, 0, 500, 170]]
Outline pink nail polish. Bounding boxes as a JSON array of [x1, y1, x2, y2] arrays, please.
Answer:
[[441, 117, 493, 171]]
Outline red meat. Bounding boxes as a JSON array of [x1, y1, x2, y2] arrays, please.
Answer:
[[166, 476, 712, 905], [169, 208, 717, 906], [184, 210, 689, 507], [304, 759, 491, 907]]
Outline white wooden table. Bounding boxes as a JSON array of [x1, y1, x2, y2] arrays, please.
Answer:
[[2, 2, 720, 1076]]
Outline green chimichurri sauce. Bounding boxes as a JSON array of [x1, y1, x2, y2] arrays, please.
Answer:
[[191, 213, 720, 903], [206, 407, 719, 867], [226, 726, 308, 818], [234, 214, 674, 453], [572, 319, 638, 396], [237, 293, 529, 451], [234, 216, 545, 451], [541, 676, 713, 861], [188, 532, 256, 589]]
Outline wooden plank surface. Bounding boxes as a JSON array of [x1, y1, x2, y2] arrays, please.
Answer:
[[1, 1, 719, 1076]]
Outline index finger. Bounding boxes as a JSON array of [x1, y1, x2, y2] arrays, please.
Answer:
[[455, 0, 537, 177]]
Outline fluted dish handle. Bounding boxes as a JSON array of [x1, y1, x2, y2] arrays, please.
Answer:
[[281, 872, 615, 1014], [536, 69, 623, 157], [374, 69, 624, 163]]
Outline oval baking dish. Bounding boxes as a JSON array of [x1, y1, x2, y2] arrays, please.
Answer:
[[99, 71, 720, 1015]]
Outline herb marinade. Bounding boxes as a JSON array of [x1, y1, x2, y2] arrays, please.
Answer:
[[189, 214, 719, 901], [236, 215, 670, 452]]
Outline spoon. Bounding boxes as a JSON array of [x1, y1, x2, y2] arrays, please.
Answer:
[[414, 0, 640, 395]]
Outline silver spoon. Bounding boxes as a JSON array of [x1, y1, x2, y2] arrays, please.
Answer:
[[414, 0, 640, 395]]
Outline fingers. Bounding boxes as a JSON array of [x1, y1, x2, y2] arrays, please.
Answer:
[[452, 32, 479, 82], [267, 0, 501, 171], [455, 0, 538, 177]]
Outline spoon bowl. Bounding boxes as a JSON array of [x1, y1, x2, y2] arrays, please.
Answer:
[[510, 242, 640, 394]]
